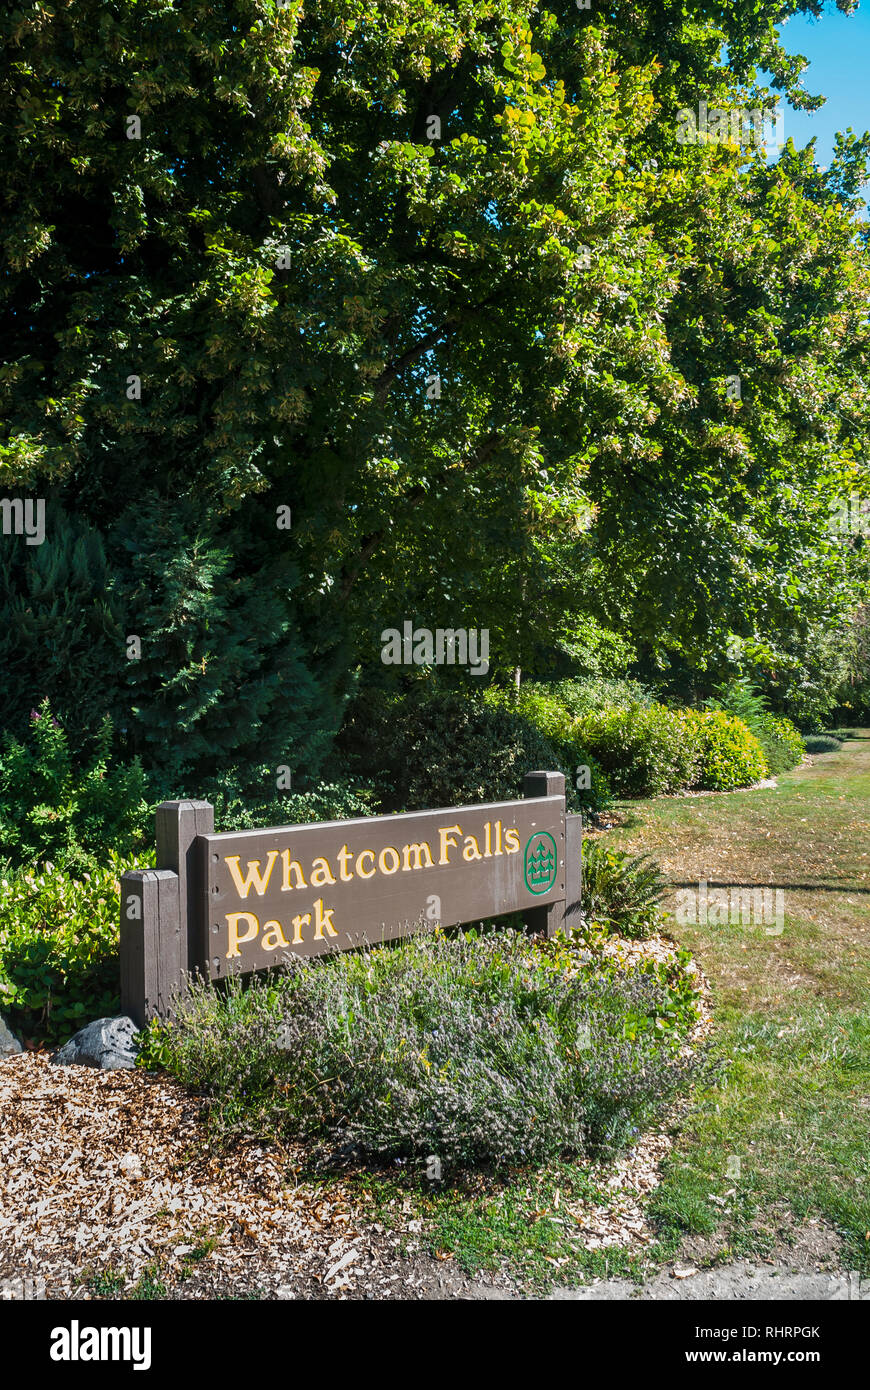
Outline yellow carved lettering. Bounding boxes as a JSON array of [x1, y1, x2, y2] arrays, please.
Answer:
[[280, 849, 307, 890], [402, 841, 434, 871], [438, 824, 461, 865], [225, 852, 278, 898], [378, 846, 400, 874], [262, 919, 290, 951], [310, 856, 337, 887], [313, 898, 338, 940], [463, 834, 483, 862], [356, 849, 376, 879], [226, 912, 259, 958]]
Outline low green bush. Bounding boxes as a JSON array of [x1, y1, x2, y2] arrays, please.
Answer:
[[572, 702, 701, 797], [705, 678, 802, 776], [686, 710, 769, 790], [580, 841, 667, 938], [802, 733, 843, 754], [0, 701, 151, 873], [138, 928, 700, 1168], [482, 684, 611, 810], [753, 712, 805, 775], [197, 774, 378, 833], [551, 677, 657, 714], [338, 685, 611, 814], [0, 852, 146, 1044]]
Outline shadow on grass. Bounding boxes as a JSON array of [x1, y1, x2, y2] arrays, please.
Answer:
[[669, 878, 870, 894]]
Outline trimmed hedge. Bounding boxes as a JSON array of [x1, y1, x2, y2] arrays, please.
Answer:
[[686, 710, 769, 790], [571, 702, 701, 798], [754, 712, 805, 775], [338, 684, 773, 808]]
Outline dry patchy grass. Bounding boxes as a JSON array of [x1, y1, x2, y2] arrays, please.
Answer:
[[605, 733, 870, 1271]]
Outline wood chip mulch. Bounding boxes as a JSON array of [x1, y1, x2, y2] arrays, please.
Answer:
[[0, 937, 712, 1300], [0, 1054, 513, 1301]]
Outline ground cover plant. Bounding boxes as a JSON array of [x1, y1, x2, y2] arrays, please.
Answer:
[[137, 928, 701, 1171], [0, 851, 147, 1044], [579, 841, 668, 939]]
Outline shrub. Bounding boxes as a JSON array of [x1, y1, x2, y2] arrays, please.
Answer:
[[337, 685, 611, 815], [706, 678, 803, 775], [581, 841, 667, 939], [571, 702, 702, 797], [482, 684, 611, 810], [686, 710, 768, 790], [551, 677, 657, 714], [802, 733, 843, 754], [193, 773, 378, 833], [0, 701, 151, 873], [0, 853, 146, 1044], [753, 712, 805, 774], [139, 928, 699, 1168]]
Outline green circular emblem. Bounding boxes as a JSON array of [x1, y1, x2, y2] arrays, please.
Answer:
[[523, 831, 558, 896]]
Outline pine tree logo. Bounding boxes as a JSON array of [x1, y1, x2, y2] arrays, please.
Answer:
[[523, 831, 558, 896]]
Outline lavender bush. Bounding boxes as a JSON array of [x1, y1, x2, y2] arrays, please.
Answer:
[[139, 928, 699, 1169]]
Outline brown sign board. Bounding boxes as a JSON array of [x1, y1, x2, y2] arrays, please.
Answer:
[[198, 795, 566, 979], [119, 772, 581, 1027]]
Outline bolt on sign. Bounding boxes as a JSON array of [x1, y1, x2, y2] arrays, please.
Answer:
[[120, 771, 582, 1026]]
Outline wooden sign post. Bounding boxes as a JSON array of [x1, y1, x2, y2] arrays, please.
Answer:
[[121, 773, 582, 1027]]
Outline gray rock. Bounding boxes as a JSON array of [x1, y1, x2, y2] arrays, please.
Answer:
[[52, 1015, 139, 1070], [0, 1015, 23, 1057]]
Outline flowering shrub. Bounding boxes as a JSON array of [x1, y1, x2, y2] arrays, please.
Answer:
[[0, 700, 150, 873], [572, 702, 702, 797], [138, 927, 700, 1168]]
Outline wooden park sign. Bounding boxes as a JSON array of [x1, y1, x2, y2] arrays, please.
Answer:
[[120, 770, 582, 1027]]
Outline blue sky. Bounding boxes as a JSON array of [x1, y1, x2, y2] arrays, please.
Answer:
[[776, 3, 870, 202]]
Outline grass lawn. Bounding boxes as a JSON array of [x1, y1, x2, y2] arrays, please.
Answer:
[[336, 731, 870, 1289], [610, 729, 870, 1275]]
